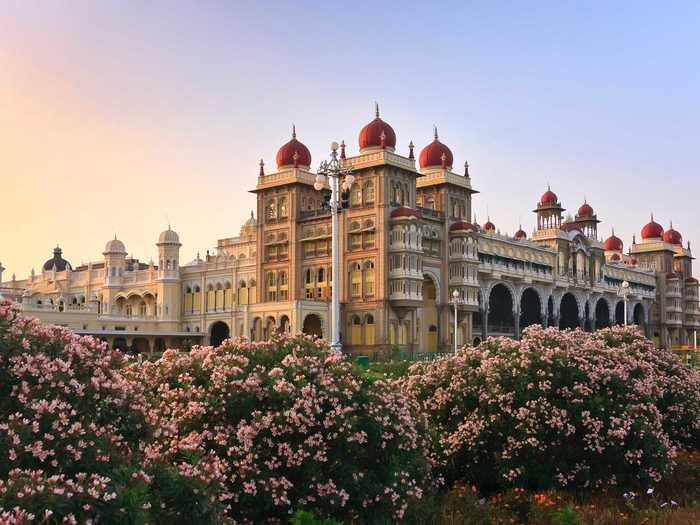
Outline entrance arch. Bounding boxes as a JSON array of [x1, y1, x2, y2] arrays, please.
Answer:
[[302, 314, 323, 338], [210, 321, 230, 347], [520, 288, 542, 329], [130, 337, 149, 354], [595, 298, 610, 329], [614, 301, 625, 325], [265, 316, 277, 340], [280, 315, 291, 333], [488, 283, 515, 335], [559, 293, 579, 329]]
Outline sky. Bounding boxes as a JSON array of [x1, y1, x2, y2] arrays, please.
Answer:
[[1, 1, 699, 277]]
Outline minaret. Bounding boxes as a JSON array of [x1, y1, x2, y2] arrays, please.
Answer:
[[156, 226, 182, 321], [103, 236, 127, 287]]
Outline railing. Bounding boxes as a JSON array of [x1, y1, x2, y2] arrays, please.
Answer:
[[299, 209, 331, 219], [416, 206, 443, 219]]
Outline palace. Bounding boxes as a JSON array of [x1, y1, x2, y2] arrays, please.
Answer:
[[1, 107, 698, 353]]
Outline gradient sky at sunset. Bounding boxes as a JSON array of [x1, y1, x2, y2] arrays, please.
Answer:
[[1, 1, 699, 277]]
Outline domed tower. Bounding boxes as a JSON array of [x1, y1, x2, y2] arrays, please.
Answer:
[[276, 125, 312, 170], [574, 199, 600, 238], [103, 237, 127, 287], [156, 226, 181, 321], [359, 103, 397, 153], [534, 186, 565, 230]]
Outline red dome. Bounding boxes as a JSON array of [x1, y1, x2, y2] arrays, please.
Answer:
[[539, 187, 558, 205], [630, 257, 638, 265], [483, 219, 495, 231], [359, 104, 396, 151], [578, 201, 594, 217], [419, 127, 453, 169], [610, 253, 621, 261], [514, 227, 527, 239], [604, 232, 623, 251], [276, 125, 312, 168], [390, 206, 422, 220], [641, 215, 664, 239], [449, 221, 476, 233], [667, 272, 679, 280], [686, 277, 698, 284], [663, 223, 682, 245]]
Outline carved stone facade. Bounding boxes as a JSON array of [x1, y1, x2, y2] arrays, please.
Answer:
[[1, 109, 698, 352]]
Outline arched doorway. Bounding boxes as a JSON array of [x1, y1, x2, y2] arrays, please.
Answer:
[[614, 301, 625, 325], [488, 284, 514, 335], [422, 275, 439, 351], [265, 316, 276, 340], [559, 293, 579, 329], [251, 317, 263, 341], [584, 302, 592, 331], [520, 288, 542, 329], [633, 303, 645, 326], [280, 315, 291, 333], [595, 298, 610, 329], [210, 321, 230, 347], [130, 337, 149, 354], [350, 315, 362, 345], [302, 314, 323, 338], [113, 337, 127, 352]]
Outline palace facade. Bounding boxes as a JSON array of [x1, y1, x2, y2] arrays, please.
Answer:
[[2, 107, 699, 353]]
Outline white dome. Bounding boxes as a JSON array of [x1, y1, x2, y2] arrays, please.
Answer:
[[158, 227, 180, 245], [104, 237, 126, 254]]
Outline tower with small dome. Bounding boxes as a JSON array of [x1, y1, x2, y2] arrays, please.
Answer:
[[1, 103, 697, 353]]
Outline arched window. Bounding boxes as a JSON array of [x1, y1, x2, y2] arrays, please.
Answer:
[[207, 284, 215, 311], [364, 314, 375, 345], [248, 279, 257, 303], [184, 286, 193, 313], [278, 197, 288, 218], [350, 263, 362, 297], [392, 184, 400, 203], [318, 268, 325, 282], [350, 315, 362, 344], [266, 199, 277, 221], [224, 281, 232, 308], [426, 196, 435, 209], [350, 183, 362, 206], [363, 180, 375, 204], [139, 301, 147, 317], [238, 280, 248, 305], [363, 261, 375, 296]]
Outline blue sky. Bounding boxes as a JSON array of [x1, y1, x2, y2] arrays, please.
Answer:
[[1, 1, 698, 274]]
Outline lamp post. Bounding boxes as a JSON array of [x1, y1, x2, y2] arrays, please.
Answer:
[[619, 280, 630, 326], [452, 289, 460, 353], [314, 142, 354, 352]]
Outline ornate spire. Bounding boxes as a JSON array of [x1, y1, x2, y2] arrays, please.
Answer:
[[380, 130, 386, 149], [292, 150, 299, 167], [292, 124, 296, 139], [433, 125, 438, 140], [259, 158, 265, 176], [374, 101, 380, 118], [408, 140, 414, 160], [464, 160, 470, 177], [440, 152, 447, 168], [339, 140, 346, 160]]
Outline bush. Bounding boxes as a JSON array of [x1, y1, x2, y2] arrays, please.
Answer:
[[403, 324, 700, 491], [0, 301, 221, 523], [131, 333, 434, 523]]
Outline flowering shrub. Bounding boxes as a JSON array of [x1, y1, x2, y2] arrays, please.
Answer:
[[131, 333, 434, 524], [0, 301, 220, 523], [403, 324, 700, 491]]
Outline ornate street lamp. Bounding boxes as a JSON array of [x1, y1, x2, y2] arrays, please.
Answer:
[[314, 142, 354, 351], [452, 289, 461, 353]]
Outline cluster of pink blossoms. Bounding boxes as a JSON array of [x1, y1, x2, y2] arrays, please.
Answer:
[[402, 324, 700, 491], [129, 333, 434, 523]]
